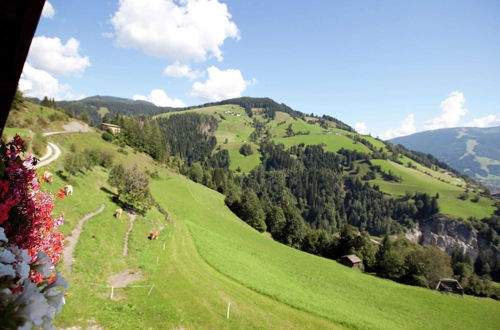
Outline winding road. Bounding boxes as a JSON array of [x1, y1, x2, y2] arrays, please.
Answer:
[[35, 121, 92, 169], [35, 142, 61, 168]]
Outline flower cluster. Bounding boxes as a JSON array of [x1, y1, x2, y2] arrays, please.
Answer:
[[0, 135, 67, 329], [0, 228, 68, 329], [1, 135, 65, 271]]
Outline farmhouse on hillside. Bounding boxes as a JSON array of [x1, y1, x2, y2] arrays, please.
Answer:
[[339, 254, 362, 269], [101, 123, 121, 134], [435, 278, 464, 295]]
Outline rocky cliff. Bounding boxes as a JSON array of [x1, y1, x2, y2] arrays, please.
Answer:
[[405, 216, 499, 262]]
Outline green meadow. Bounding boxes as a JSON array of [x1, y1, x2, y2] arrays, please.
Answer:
[[370, 159, 495, 218], [3, 103, 498, 328]]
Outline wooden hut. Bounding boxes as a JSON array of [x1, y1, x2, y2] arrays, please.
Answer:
[[339, 254, 362, 269], [435, 278, 464, 295]]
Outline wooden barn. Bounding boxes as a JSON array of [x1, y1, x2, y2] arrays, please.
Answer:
[[435, 278, 464, 295], [339, 254, 362, 269]]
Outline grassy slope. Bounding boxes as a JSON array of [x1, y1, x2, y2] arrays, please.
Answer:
[[3, 119, 498, 328], [155, 104, 495, 219], [274, 134, 372, 153], [370, 159, 495, 218], [150, 175, 500, 330], [157, 105, 261, 173], [24, 129, 334, 329]]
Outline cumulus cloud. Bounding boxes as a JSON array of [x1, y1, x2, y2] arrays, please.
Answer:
[[425, 91, 468, 130], [27, 36, 91, 76], [355, 122, 368, 135], [110, 0, 239, 62], [189, 66, 251, 102], [133, 89, 186, 107], [381, 114, 416, 140], [42, 1, 55, 19], [18, 63, 85, 100], [164, 62, 202, 80], [465, 114, 500, 128]]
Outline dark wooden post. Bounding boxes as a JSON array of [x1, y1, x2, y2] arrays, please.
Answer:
[[0, 0, 46, 135]]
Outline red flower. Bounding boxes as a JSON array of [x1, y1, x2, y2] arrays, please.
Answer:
[[1, 135, 65, 285], [57, 189, 66, 199]]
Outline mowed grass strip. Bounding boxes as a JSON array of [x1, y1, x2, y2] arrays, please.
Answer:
[[151, 175, 500, 330]]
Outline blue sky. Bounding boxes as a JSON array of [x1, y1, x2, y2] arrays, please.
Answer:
[[20, 0, 500, 139]]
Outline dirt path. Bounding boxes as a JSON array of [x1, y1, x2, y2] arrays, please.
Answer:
[[35, 121, 93, 168], [122, 212, 137, 257], [62, 205, 105, 274], [38, 144, 53, 162], [108, 269, 143, 288], [35, 142, 61, 168]]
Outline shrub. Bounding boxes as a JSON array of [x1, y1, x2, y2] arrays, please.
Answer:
[[108, 165, 154, 214], [239, 143, 253, 156], [101, 131, 114, 142]]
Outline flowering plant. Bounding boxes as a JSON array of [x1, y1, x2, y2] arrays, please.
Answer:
[[0, 135, 67, 329]]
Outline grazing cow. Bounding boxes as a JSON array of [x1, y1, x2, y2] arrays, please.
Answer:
[[114, 208, 123, 219], [64, 185, 73, 196], [41, 171, 53, 183], [148, 230, 160, 240]]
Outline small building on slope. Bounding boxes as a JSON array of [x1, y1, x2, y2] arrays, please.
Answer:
[[435, 278, 463, 295], [101, 123, 121, 134], [339, 254, 362, 269]]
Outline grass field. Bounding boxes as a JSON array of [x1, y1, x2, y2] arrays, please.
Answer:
[[2, 120, 498, 329], [33, 131, 337, 329], [274, 134, 372, 153], [370, 159, 495, 218], [150, 174, 500, 330]]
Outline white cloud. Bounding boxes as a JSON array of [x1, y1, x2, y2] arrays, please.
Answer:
[[133, 89, 186, 107], [425, 91, 468, 130], [381, 114, 416, 140], [163, 62, 202, 80], [189, 66, 251, 101], [27, 36, 90, 76], [101, 32, 114, 39], [19, 63, 83, 100], [355, 122, 368, 135], [465, 114, 500, 128], [42, 1, 55, 19], [110, 0, 239, 62]]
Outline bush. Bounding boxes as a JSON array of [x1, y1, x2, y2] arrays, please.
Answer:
[[239, 143, 253, 156], [108, 165, 154, 214], [101, 131, 114, 142]]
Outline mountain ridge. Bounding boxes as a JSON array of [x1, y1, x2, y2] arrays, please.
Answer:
[[391, 126, 500, 190]]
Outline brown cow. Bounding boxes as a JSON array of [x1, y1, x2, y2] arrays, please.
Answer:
[[148, 230, 160, 240], [114, 208, 123, 218]]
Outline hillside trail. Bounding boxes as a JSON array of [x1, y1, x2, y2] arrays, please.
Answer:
[[122, 211, 137, 257], [35, 121, 92, 168], [62, 204, 105, 274]]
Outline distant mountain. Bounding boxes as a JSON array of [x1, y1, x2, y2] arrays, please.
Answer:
[[391, 126, 500, 189], [50, 95, 183, 126]]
